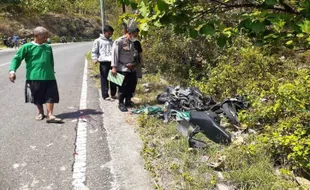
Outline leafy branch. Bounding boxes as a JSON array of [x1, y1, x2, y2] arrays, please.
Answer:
[[209, 0, 300, 15], [119, 0, 310, 49]]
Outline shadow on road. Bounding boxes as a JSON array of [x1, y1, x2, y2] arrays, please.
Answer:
[[56, 109, 103, 120]]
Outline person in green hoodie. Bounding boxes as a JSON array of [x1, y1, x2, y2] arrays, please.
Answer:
[[8, 26, 62, 123]]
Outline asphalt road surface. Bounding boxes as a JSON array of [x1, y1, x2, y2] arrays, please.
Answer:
[[0, 43, 152, 190]]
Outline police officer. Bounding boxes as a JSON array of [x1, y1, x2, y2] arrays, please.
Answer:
[[121, 24, 143, 102], [111, 26, 139, 112]]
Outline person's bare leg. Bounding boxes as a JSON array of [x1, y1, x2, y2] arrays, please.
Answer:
[[46, 103, 62, 123], [36, 104, 44, 115], [35, 104, 45, 120], [46, 103, 54, 118]]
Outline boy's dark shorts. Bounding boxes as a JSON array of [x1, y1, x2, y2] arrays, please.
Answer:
[[25, 80, 59, 105]]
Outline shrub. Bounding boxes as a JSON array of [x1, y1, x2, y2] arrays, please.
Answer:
[[141, 28, 219, 85], [51, 35, 60, 43], [189, 39, 310, 173]]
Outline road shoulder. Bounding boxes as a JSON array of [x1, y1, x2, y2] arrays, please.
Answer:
[[84, 74, 114, 190], [99, 96, 154, 190]]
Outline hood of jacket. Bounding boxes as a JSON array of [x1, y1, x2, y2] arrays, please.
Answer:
[[91, 34, 114, 62], [99, 34, 111, 40]]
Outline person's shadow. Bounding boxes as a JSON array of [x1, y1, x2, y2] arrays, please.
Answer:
[[56, 109, 103, 121]]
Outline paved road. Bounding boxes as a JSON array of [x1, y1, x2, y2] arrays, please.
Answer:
[[0, 43, 113, 190], [0, 42, 152, 190]]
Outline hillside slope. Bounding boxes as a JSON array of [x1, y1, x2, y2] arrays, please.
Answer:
[[0, 13, 101, 40]]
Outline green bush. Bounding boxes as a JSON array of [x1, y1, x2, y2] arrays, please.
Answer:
[[189, 38, 310, 173], [51, 35, 60, 43], [141, 28, 219, 85]]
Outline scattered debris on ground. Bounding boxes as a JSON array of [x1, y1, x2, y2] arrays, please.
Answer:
[[133, 86, 249, 148]]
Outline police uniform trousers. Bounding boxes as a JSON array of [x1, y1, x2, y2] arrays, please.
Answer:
[[118, 71, 137, 103]]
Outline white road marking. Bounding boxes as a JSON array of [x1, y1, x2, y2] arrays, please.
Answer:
[[0, 62, 10, 67], [72, 59, 88, 189], [13, 163, 20, 169]]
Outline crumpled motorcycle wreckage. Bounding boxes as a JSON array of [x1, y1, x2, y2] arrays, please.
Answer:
[[156, 86, 249, 148]]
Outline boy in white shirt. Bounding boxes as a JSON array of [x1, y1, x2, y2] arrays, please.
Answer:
[[92, 25, 117, 100]]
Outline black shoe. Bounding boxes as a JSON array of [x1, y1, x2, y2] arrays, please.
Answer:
[[102, 95, 109, 100], [111, 95, 118, 100], [118, 103, 128, 112], [125, 100, 135, 108]]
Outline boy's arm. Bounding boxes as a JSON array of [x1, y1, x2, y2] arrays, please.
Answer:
[[91, 39, 99, 63], [9, 45, 27, 73]]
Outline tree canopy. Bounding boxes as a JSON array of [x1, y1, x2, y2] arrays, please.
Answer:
[[119, 0, 310, 49]]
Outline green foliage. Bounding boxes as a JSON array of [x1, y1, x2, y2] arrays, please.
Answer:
[[200, 24, 216, 36], [51, 35, 60, 43], [189, 39, 310, 173], [141, 28, 219, 85], [118, 0, 310, 49]]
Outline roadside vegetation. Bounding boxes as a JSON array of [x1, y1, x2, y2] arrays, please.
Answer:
[[133, 75, 299, 190]]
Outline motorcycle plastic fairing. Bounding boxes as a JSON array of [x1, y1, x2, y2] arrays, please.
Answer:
[[190, 111, 232, 145]]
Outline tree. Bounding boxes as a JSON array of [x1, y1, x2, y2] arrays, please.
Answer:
[[118, 0, 310, 49]]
